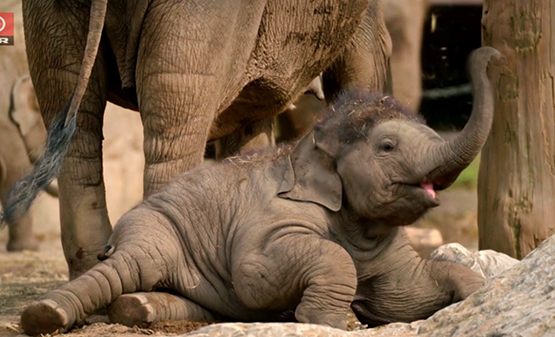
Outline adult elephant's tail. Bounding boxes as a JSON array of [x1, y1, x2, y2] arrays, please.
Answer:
[[0, 0, 108, 226]]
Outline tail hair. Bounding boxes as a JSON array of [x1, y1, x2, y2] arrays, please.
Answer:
[[1, 105, 76, 227]]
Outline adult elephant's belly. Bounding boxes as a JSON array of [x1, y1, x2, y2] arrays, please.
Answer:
[[208, 0, 371, 141], [208, 79, 302, 141]]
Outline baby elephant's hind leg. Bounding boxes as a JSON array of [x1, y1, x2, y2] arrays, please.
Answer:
[[108, 292, 215, 327]]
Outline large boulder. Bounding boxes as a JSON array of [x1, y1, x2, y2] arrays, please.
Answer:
[[417, 236, 553, 336]]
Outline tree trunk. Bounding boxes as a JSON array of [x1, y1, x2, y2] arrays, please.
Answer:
[[479, 0, 555, 259]]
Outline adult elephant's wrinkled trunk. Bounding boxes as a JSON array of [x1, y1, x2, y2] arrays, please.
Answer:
[[427, 47, 503, 187], [20, 250, 156, 336]]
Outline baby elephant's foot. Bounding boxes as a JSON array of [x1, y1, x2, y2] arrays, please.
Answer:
[[109, 293, 156, 328], [20, 299, 69, 335], [296, 308, 348, 330], [109, 292, 215, 328]]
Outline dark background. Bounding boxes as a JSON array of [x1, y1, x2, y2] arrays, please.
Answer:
[[419, 2, 483, 130]]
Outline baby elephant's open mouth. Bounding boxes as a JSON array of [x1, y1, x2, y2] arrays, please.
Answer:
[[419, 182, 436, 199], [402, 181, 441, 207]]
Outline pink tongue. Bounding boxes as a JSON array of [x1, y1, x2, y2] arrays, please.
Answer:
[[420, 182, 436, 198]]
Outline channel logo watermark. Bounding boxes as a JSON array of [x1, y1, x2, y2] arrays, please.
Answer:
[[0, 13, 14, 46]]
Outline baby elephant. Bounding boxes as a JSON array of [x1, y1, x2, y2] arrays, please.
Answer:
[[20, 47, 502, 335]]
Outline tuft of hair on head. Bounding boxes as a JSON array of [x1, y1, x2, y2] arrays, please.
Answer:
[[313, 89, 425, 146]]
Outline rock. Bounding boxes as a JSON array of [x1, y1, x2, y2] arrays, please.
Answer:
[[416, 235, 555, 336], [182, 323, 348, 337], [429, 242, 518, 278]]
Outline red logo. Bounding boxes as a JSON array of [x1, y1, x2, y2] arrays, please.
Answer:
[[0, 13, 14, 45], [0, 13, 14, 36]]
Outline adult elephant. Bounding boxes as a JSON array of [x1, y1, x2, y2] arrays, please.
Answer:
[[3, 0, 391, 278], [1, 77, 59, 251], [276, 0, 429, 142]]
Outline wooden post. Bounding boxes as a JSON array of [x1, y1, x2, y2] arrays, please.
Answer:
[[479, 0, 555, 259]]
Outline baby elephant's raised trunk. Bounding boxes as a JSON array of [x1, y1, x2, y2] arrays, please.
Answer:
[[428, 47, 504, 186]]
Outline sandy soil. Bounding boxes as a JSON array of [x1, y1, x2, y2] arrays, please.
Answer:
[[0, 238, 211, 336]]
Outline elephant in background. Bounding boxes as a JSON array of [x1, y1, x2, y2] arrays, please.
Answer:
[[383, 0, 428, 112], [0, 76, 59, 251], [19, 47, 501, 336], [0, 1, 60, 252], [2, 0, 392, 279], [277, 0, 429, 142], [350, 0, 432, 112]]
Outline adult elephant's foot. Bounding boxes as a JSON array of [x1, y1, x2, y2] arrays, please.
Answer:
[[7, 219, 40, 252], [20, 299, 70, 335], [6, 236, 40, 252], [109, 292, 216, 327]]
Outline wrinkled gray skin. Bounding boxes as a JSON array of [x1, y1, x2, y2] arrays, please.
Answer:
[[0, 77, 59, 251], [19, 47, 502, 336], [11, 0, 391, 278]]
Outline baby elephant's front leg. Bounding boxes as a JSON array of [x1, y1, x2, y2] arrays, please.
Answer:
[[234, 236, 357, 330], [434, 261, 485, 301], [353, 245, 484, 326], [294, 246, 357, 330], [109, 292, 216, 327]]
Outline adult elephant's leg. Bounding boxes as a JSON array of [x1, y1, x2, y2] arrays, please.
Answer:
[[136, 3, 240, 195], [3, 184, 39, 252], [2, 157, 38, 251], [322, 0, 392, 100], [1, 130, 39, 251], [384, 0, 428, 111], [109, 292, 216, 327], [214, 118, 275, 159], [23, 1, 111, 278]]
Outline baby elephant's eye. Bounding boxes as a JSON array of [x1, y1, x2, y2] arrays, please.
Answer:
[[379, 142, 395, 152]]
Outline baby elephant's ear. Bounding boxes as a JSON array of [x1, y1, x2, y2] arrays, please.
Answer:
[[279, 134, 342, 211]]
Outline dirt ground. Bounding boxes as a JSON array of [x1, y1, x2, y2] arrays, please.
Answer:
[[0, 237, 212, 336], [0, 188, 479, 337]]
